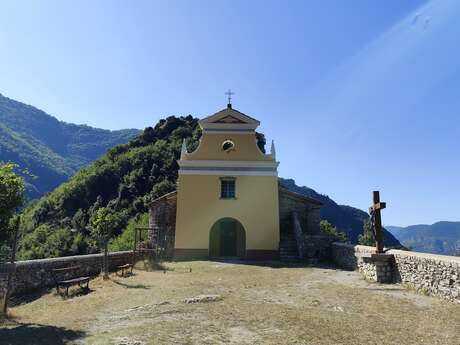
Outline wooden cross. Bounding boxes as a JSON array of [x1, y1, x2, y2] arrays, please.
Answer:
[[225, 89, 235, 107], [369, 191, 386, 254]]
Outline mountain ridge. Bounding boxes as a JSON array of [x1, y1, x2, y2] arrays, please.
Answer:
[[0, 93, 140, 198], [387, 221, 460, 255]]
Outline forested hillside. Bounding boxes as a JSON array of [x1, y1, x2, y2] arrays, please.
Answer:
[[18, 116, 203, 259], [0, 93, 139, 199], [387, 222, 460, 255], [279, 178, 400, 246]]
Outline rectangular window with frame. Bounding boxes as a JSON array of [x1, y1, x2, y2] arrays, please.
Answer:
[[220, 178, 236, 199]]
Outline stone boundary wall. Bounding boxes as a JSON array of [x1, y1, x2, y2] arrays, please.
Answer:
[[331, 242, 460, 304], [1, 251, 134, 296], [331, 243, 377, 280]]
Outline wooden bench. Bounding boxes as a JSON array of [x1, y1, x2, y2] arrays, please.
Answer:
[[51, 266, 90, 297], [116, 263, 133, 277]]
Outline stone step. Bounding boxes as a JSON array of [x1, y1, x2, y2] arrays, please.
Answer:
[[280, 238, 296, 242], [280, 233, 295, 238], [280, 257, 300, 262], [280, 243, 296, 246], [280, 252, 298, 257], [280, 252, 298, 256], [279, 246, 297, 251], [279, 251, 298, 255]]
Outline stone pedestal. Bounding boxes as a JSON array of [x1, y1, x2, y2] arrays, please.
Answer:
[[362, 253, 395, 283]]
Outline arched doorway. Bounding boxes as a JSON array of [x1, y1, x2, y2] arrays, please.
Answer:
[[209, 218, 246, 259]]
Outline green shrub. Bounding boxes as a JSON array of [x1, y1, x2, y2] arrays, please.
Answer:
[[358, 219, 375, 246], [109, 213, 149, 252], [18, 225, 92, 260], [320, 220, 348, 242]]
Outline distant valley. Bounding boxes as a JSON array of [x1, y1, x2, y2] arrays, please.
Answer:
[[387, 222, 460, 255]]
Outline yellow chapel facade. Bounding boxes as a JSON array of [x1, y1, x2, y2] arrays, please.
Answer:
[[148, 104, 322, 261], [174, 105, 280, 260]]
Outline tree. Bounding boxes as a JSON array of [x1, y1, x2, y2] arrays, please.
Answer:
[[144, 179, 175, 205], [319, 220, 348, 242], [358, 219, 375, 246], [0, 163, 25, 317], [0, 163, 25, 247], [109, 213, 149, 252], [2, 216, 20, 316], [90, 207, 120, 280]]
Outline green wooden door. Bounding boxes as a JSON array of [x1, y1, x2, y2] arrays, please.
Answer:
[[220, 220, 237, 257]]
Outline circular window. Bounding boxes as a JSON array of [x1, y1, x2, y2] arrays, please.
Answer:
[[222, 139, 235, 152]]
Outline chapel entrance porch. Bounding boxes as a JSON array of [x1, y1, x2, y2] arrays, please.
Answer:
[[209, 218, 246, 259]]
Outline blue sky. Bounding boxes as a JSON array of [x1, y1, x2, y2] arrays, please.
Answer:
[[1, 0, 459, 226]]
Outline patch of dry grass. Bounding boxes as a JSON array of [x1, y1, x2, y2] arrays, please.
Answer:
[[1, 261, 459, 345]]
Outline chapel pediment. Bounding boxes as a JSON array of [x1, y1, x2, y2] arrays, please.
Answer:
[[199, 106, 260, 132], [213, 115, 247, 124]]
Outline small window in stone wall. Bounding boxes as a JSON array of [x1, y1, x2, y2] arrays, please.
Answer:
[[220, 178, 236, 199]]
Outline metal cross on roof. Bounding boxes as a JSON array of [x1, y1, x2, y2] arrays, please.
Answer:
[[225, 89, 235, 108]]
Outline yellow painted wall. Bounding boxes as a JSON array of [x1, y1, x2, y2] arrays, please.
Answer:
[[185, 133, 272, 161], [175, 174, 280, 251]]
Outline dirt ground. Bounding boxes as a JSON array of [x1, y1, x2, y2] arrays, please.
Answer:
[[1, 260, 460, 345]]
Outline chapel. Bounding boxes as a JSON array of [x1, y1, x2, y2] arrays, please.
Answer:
[[148, 102, 323, 261]]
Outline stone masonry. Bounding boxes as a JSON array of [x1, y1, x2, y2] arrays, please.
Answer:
[[278, 187, 322, 236], [332, 242, 460, 304], [1, 251, 134, 296], [148, 191, 177, 259], [361, 253, 395, 283]]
